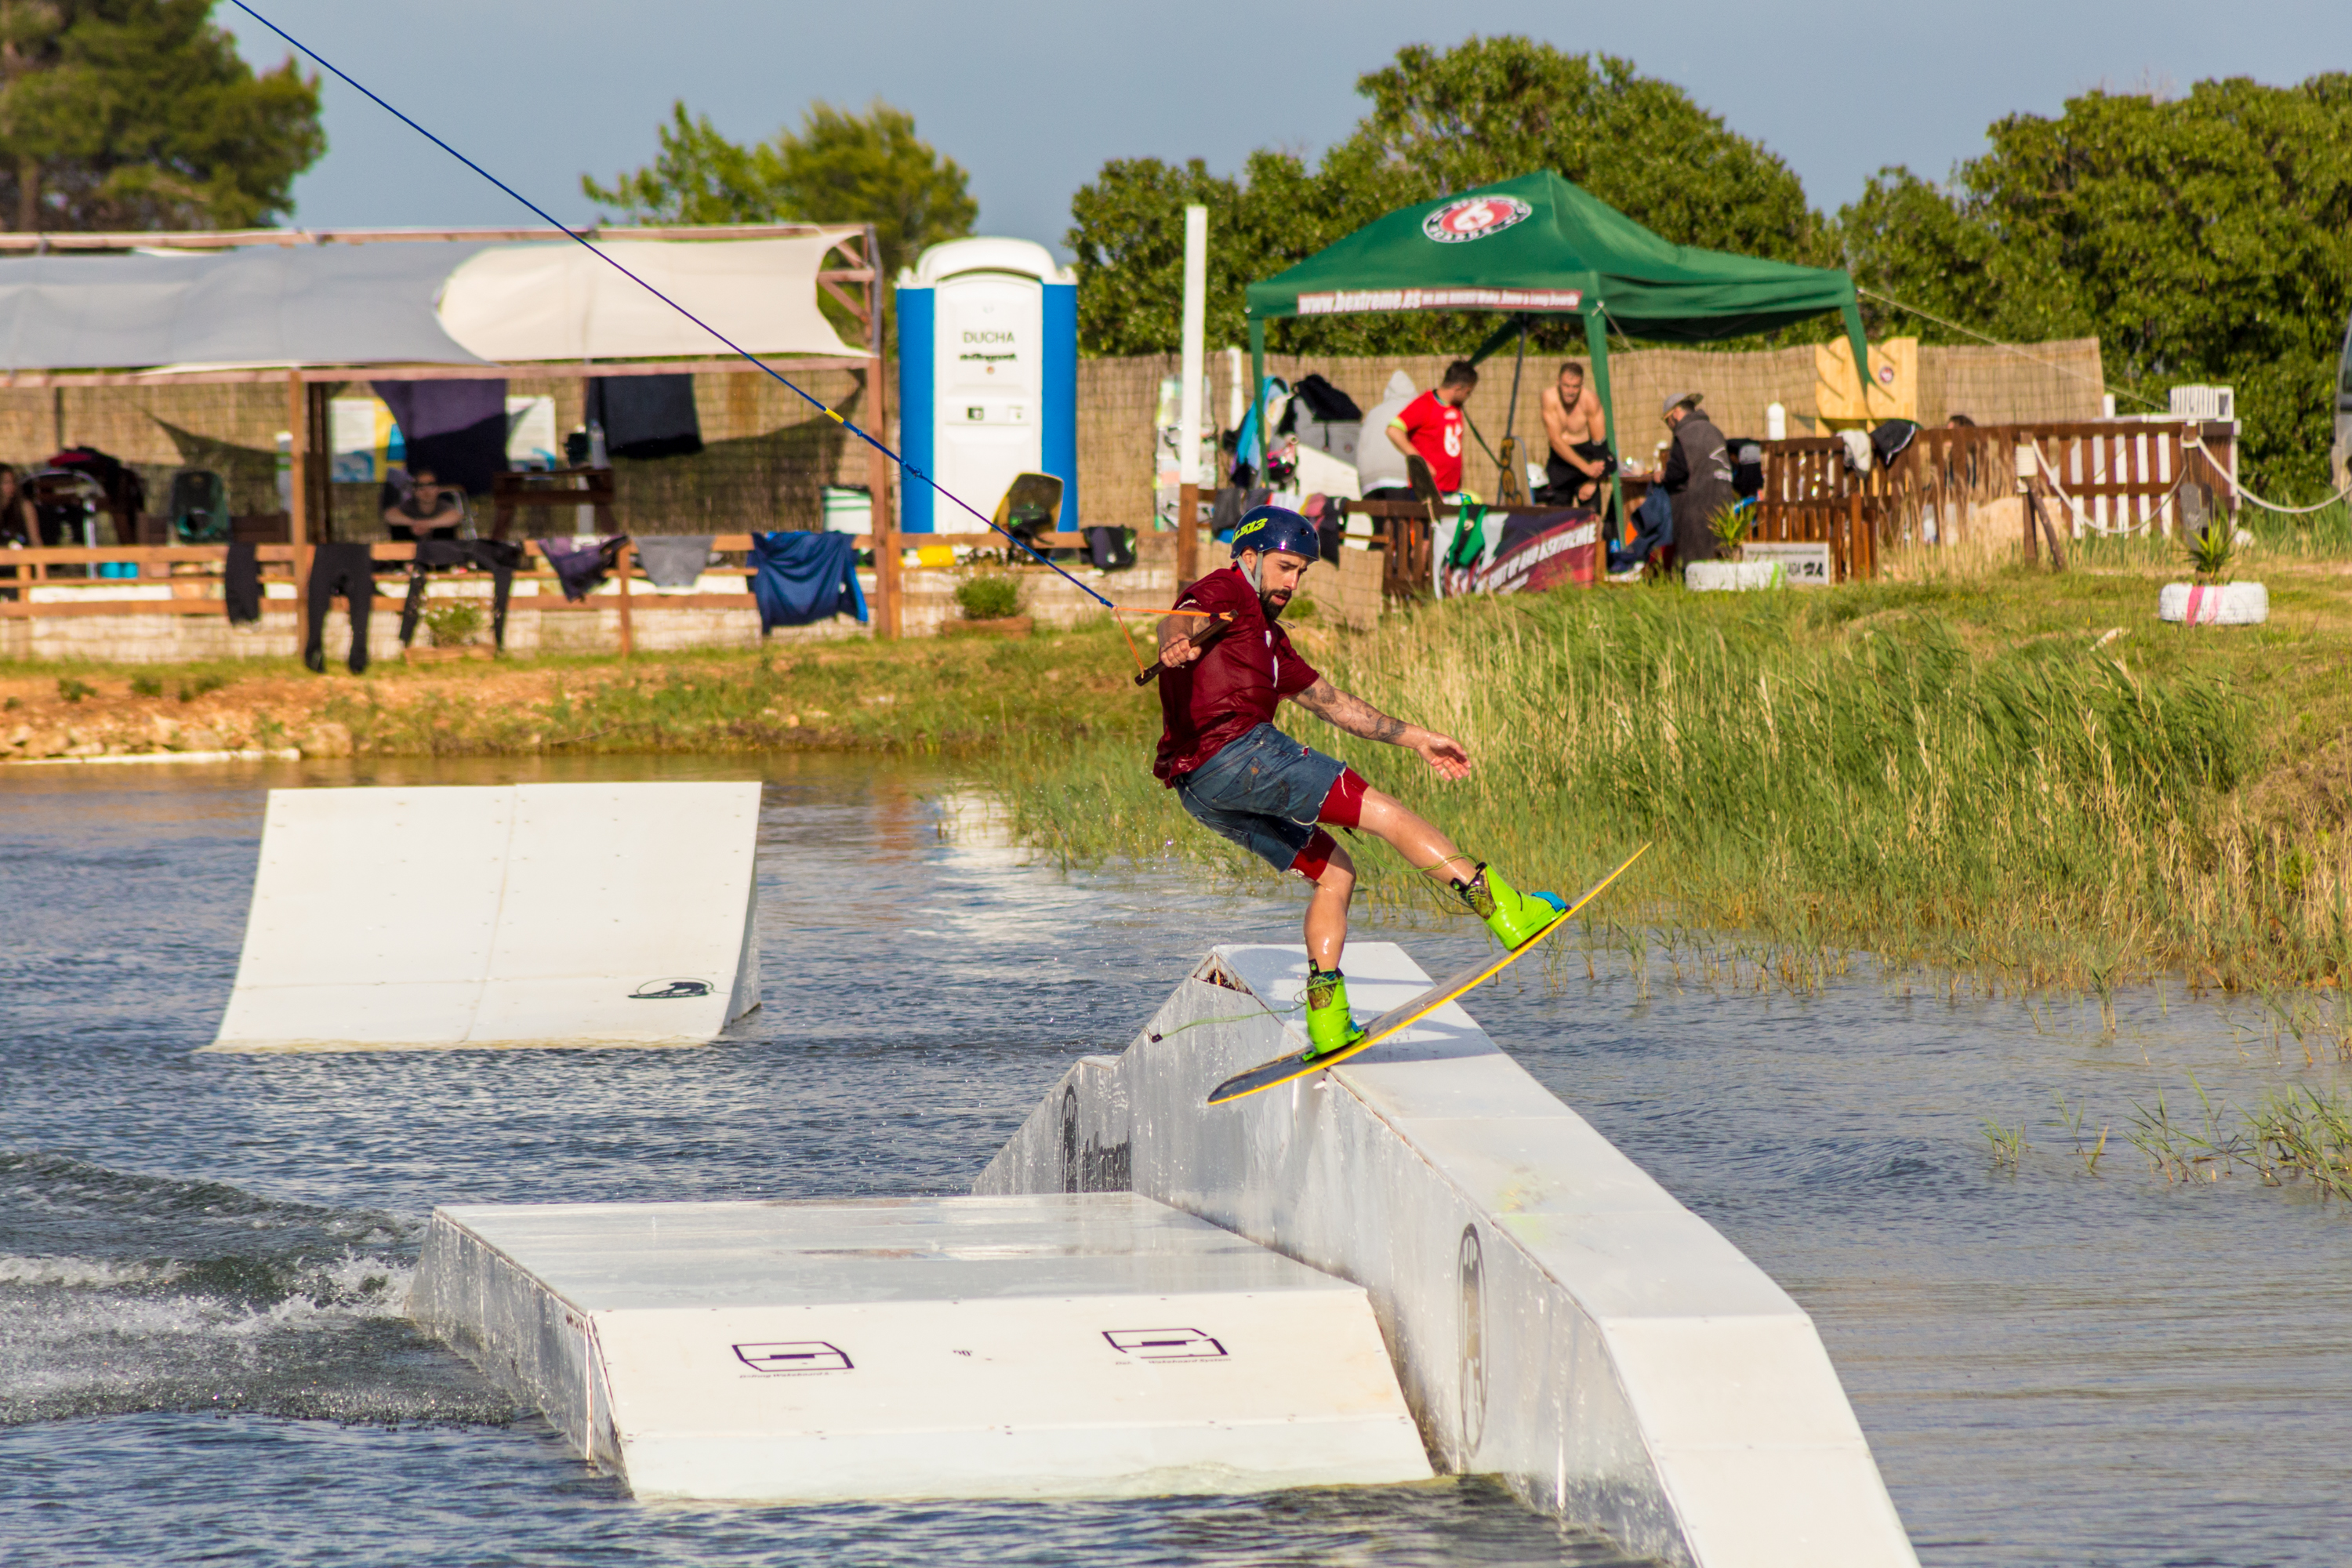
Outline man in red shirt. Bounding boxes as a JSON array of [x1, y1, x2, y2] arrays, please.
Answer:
[[1156, 505, 1563, 1058], [1385, 360, 1479, 495]]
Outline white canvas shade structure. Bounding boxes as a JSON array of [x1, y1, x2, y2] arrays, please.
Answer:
[[207, 782, 763, 1052], [0, 226, 869, 379], [408, 1192, 1436, 1501]]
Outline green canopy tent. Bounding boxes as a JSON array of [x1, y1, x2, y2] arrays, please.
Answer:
[[1242, 169, 1873, 521]]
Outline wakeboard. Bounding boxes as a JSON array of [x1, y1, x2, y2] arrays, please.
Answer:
[[1205, 843, 1650, 1107]]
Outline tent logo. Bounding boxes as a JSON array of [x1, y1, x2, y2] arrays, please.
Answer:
[[1423, 196, 1532, 244]]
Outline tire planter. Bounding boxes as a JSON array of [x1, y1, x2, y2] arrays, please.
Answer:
[[1684, 559, 1788, 592], [2157, 582, 2267, 626]]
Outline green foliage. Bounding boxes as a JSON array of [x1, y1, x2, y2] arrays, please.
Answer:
[[1840, 75, 2352, 498], [128, 673, 161, 697], [1068, 36, 1824, 357], [56, 677, 92, 702], [953, 573, 1021, 621], [420, 601, 487, 648], [582, 98, 976, 286], [2180, 521, 2236, 582], [0, 0, 324, 230], [1707, 503, 1752, 555], [176, 672, 226, 702]]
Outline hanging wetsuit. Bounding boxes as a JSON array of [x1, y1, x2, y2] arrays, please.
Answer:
[[303, 541, 376, 674]]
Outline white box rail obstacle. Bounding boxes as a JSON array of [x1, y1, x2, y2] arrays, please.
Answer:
[[408, 1192, 1433, 1501], [977, 944, 1918, 1568], [208, 782, 760, 1052]]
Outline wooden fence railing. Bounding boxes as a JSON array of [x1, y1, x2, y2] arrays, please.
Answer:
[[1758, 419, 2238, 571], [0, 529, 1162, 656]]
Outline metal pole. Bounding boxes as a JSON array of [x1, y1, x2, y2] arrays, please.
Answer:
[[1177, 204, 1207, 586], [864, 222, 899, 638]]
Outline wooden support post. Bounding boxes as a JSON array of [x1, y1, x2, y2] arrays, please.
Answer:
[[616, 539, 634, 656], [1176, 481, 1199, 586], [287, 370, 310, 645], [863, 221, 900, 639]]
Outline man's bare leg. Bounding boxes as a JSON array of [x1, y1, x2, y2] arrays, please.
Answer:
[[1304, 844, 1355, 971], [1353, 787, 1473, 887]]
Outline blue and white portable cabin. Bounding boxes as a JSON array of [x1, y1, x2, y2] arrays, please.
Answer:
[[895, 238, 1076, 532]]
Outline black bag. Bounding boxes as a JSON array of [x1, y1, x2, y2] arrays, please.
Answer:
[[169, 470, 229, 543], [1290, 373, 1363, 424], [1084, 526, 1136, 571]]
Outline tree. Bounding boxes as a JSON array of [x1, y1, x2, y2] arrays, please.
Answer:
[[1066, 36, 1827, 357], [0, 0, 323, 232], [1841, 75, 2352, 497], [583, 99, 976, 284]]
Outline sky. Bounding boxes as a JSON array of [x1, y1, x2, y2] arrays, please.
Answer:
[[224, 0, 2347, 256]]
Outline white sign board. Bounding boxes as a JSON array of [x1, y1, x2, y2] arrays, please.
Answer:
[[1742, 540, 1833, 586]]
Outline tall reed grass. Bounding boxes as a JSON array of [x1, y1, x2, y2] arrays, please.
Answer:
[[980, 585, 2351, 991]]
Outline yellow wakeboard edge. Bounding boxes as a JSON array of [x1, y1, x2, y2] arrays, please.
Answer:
[[1205, 842, 1652, 1107]]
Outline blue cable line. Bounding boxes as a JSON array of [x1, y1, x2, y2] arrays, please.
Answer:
[[227, 0, 1113, 609]]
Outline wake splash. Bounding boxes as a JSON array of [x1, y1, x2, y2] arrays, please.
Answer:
[[0, 1151, 511, 1427]]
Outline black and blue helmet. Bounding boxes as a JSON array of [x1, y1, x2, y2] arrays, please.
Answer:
[[1229, 504, 1320, 563]]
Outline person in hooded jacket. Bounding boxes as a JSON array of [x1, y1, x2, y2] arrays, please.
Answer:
[[1658, 392, 1738, 564]]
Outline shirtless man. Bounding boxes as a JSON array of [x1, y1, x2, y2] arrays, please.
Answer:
[[1539, 361, 1613, 506]]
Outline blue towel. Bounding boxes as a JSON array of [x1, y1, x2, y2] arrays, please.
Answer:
[[751, 532, 867, 632]]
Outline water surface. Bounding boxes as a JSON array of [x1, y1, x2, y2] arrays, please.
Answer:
[[2, 754, 2347, 1565]]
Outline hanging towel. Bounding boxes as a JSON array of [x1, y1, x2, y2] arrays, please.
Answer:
[[374, 379, 510, 493], [590, 375, 702, 459], [635, 534, 715, 589], [750, 532, 866, 632], [535, 535, 628, 602], [224, 539, 260, 624]]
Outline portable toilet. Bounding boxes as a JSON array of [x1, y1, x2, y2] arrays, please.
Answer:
[[895, 238, 1076, 533]]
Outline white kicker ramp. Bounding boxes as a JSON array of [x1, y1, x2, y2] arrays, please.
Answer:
[[408, 1192, 1433, 1501], [977, 944, 1918, 1568], [208, 782, 760, 1051]]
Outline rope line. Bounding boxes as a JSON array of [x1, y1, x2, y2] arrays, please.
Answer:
[[2181, 434, 2352, 516], [1856, 287, 2161, 411], [228, 0, 1117, 610]]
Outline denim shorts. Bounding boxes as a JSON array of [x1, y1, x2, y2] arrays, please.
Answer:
[[1174, 723, 1348, 876]]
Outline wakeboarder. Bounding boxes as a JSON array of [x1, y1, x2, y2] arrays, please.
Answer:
[[1155, 505, 1565, 1058]]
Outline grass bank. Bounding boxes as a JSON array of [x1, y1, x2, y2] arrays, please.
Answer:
[[7, 514, 2349, 995], [0, 630, 1159, 763], [980, 514, 2352, 995]]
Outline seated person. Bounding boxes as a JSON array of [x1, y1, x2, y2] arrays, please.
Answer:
[[1538, 360, 1614, 508], [380, 465, 463, 543], [1385, 360, 1478, 499], [1610, 484, 1675, 579]]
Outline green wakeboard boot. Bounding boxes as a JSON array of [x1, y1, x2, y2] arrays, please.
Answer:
[[1303, 967, 1369, 1062], [1454, 862, 1569, 949]]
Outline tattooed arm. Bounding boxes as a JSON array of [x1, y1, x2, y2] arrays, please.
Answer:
[[1290, 677, 1472, 779]]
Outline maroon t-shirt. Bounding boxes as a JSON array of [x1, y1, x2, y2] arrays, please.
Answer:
[[1152, 564, 1320, 782]]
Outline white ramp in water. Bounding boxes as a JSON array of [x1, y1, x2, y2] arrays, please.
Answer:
[[978, 943, 1919, 1568], [208, 782, 760, 1051], [408, 1192, 1433, 1501]]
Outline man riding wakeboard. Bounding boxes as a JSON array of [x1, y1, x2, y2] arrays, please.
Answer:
[[1155, 504, 1566, 1059]]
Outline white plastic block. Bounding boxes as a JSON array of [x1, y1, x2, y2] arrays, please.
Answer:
[[208, 782, 760, 1051], [408, 1192, 1433, 1501]]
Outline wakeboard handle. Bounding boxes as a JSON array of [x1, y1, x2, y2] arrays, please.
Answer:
[[1134, 611, 1234, 686]]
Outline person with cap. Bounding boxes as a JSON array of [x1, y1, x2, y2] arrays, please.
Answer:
[[1154, 504, 1566, 1059], [1657, 390, 1737, 564]]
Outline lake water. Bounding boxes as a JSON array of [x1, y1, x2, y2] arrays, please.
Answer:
[[3, 754, 2349, 1566]]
